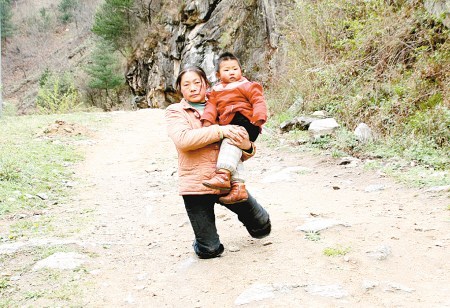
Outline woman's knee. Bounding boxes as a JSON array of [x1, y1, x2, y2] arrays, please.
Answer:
[[246, 217, 271, 239], [235, 194, 271, 238]]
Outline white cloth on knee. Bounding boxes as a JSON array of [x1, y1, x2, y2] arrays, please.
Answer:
[[216, 138, 242, 175]]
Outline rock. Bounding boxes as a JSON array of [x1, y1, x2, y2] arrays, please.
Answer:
[[0, 238, 82, 255], [124, 293, 135, 304], [36, 193, 49, 200], [262, 166, 312, 183], [384, 282, 415, 293], [178, 220, 189, 228], [296, 218, 351, 232], [132, 96, 148, 109], [308, 118, 340, 138], [425, 185, 450, 192], [364, 184, 385, 192], [354, 123, 374, 143], [362, 280, 379, 290], [287, 96, 304, 114], [311, 110, 327, 118], [33, 252, 88, 270], [280, 116, 316, 132], [235, 283, 275, 305], [425, 0, 450, 27], [136, 273, 148, 281], [177, 257, 198, 270], [304, 284, 349, 298], [338, 157, 360, 166], [228, 245, 240, 252], [366, 244, 392, 260]]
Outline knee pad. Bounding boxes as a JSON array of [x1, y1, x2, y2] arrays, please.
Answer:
[[193, 242, 225, 259], [246, 218, 271, 239]]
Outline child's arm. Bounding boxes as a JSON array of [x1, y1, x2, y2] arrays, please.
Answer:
[[245, 82, 268, 126], [253, 119, 265, 126], [200, 91, 219, 125]]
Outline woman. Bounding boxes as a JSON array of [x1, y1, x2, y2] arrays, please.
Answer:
[[165, 66, 271, 259]]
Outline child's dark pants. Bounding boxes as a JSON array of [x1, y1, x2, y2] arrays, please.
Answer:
[[229, 112, 260, 142]]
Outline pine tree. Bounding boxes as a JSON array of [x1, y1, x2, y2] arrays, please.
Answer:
[[85, 39, 124, 107], [1, 0, 15, 44], [91, 0, 134, 54], [58, 0, 79, 25]]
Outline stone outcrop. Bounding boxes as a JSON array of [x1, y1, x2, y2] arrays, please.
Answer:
[[424, 0, 450, 28], [126, 0, 281, 108]]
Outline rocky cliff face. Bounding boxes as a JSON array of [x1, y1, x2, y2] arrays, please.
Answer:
[[425, 0, 450, 28], [126, 0, 281, 108]]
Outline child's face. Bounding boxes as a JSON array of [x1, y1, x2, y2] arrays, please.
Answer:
[[180, 71, 207, 103], [218, 59, 242, 84]]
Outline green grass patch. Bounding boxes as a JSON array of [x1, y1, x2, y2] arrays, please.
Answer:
[[0, 112, 106, 217], [24, 290, 46, 300], [304, 231, 321, 241], [8, 217, 55, 240], [32, 245, 72, 261], [264, 116, 450, 188], [323, 245, 350, 257], [0, 112, 110, 246], [0, 277, 10, 290]]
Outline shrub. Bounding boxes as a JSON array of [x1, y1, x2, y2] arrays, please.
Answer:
[[0, 0, 15, 40], [58, 0, 78, 24], [0, 160, 21, 182], [36, 72, 83, 114]]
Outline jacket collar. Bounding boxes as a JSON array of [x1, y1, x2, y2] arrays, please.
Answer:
[[180, 99, 202, 118], [213, 77, 249, 91], [180, 98, 191, 109]]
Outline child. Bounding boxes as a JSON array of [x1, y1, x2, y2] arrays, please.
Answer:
[[201, 52, 268, 204]]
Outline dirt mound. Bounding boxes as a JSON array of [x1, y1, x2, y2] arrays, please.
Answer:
[[42, 120, 90, 137]]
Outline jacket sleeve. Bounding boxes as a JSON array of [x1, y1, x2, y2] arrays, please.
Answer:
[[165, 105, 222, 151], [247, 82, 268, 124], [200, 91, 219, 124]]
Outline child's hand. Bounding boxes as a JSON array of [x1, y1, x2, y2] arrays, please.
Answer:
[[203, 120, 213, 127], [253, 120, 264, 126]]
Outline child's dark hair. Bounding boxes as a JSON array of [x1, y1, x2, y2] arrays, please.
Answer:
[[215, 52, 241, 72], [175, 66, 210, 93]]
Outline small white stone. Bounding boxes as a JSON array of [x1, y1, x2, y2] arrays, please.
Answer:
[[228, 245, 240, 252]]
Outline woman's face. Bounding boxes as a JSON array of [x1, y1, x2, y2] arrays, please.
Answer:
[[180, 71, 207, 103]]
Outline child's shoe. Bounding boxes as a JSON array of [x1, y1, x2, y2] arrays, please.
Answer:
[[219, 181, 248, 204], [203, 169, 231, 190]]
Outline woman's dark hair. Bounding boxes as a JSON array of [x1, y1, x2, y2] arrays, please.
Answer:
[[175, 66, 210, 93], [215, 52, 241, 72]]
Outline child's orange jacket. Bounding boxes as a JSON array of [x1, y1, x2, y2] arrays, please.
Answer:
[[201, 78, 268, 126]]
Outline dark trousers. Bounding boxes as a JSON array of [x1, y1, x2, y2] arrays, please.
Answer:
[[229, 112, 260, 142], [182, 193, 271, 258]]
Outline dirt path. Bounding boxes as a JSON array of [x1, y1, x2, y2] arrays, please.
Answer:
[[11, 109, 449, 306]]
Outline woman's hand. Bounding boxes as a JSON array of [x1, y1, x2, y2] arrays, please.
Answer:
[[221, 125, 252, 150]]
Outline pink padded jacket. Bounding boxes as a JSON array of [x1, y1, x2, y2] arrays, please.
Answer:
[[165, 99, 255, 195]]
